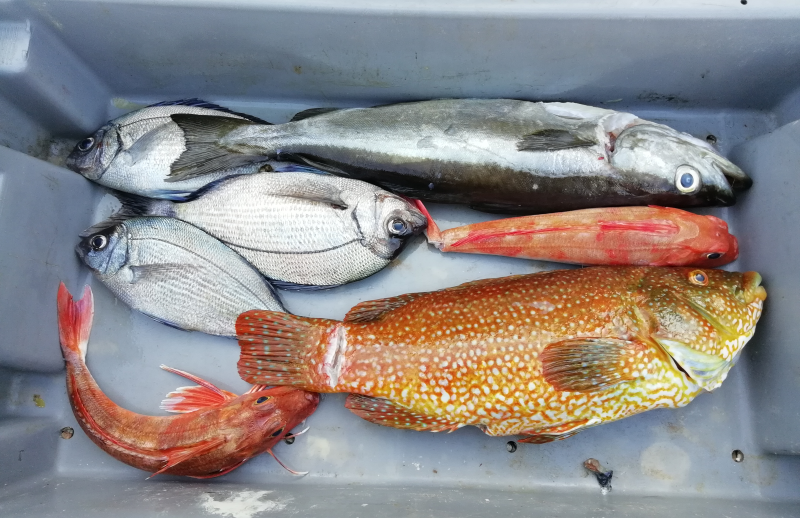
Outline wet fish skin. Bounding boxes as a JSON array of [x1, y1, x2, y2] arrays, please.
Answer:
[[236, 266, 765, 442], [171, 99, 750, 214], [116, 172, 427, 288], [76, 216, 285, 336], [65, 99, 303, 200], [417, 202, 738, 267], [57, 283, 318, 478]]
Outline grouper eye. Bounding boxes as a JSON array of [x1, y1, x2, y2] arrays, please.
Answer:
[[689, 270, 708, 286], [706, 252, 723, 260], [89, 234, 108, 251], [388, 218, 408, 235], [676, 165, 701, 194], [77, 137, 95, 152]]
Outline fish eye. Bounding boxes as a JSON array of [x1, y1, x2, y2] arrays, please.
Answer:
[[388, 218, 408, 235], [254, 396, 270, 405], [689, 270, 708, 286], [77, 137, 95, 152], [706, 252, 723, 260], [89, 234, 108, 251], [675, 165, 701, 194], [270, 427, 284, 437]]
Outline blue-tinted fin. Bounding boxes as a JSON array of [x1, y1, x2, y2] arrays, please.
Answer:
[[146, 313, 189, 331], [269, 279, 341, 291], [148, 98, 272, 124]]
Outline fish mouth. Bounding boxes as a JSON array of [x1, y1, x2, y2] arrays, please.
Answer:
[[742, 271, 767, 304], [714, 160, 752, 191]]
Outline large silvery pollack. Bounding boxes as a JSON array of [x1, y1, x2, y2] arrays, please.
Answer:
[[76, 216, 285, 336], [115, 172, 427, 289], [168, 99, 752, 214], [65, 99, 319, 200]]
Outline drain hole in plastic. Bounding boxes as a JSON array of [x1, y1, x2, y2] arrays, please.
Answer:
[[732, 449, 744, 462], [506, 441, 517, 453], [706, 134, 717, 144]]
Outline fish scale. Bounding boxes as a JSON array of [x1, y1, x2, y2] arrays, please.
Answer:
[[237, 266, 765, 441]]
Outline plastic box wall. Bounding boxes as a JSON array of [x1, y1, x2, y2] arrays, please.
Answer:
[[1, 2, 800, 517]]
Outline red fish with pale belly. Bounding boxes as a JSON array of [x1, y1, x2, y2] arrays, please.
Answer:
[[237, 267, 765, 443], [416, 202, 738, 267], [58, 283, 318, 478]]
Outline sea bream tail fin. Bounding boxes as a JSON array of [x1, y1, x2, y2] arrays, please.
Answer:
[[112, 190, 175, 220], [236, 310, 336, 391], [159, 365, 238, 413], [57, 283, 94, 362], [170, 114, 266, 181], [345, 394, 460, 432], [541, 338, 645, 392]]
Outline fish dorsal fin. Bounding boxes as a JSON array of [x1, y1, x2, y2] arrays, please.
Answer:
[[159, 365, 237, 413], [169, 114, 264, 181], [344, 293, 429, 323], [245, 384, 271, 394], [148, 98, 272, 124], [540, 338, 646, 392], [290, 107, 341, 122], [148, 437, 227, 478], [345, 394, 459, 432], [517, 129, 596, 152]]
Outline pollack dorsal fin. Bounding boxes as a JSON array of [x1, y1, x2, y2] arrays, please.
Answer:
[[344, 293, 429, 323], [290, 107, 341, 122], [540, 338, 647, 392], [345, 394, 459, 432], [148, 98, 272, 124], [517, 129, 596, 152], [159, 365, 238, 413]]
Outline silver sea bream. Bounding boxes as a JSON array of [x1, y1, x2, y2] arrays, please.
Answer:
[[169, 99, 752, 213], [76, 216, 285, 336], [115, 172, 427, 288]]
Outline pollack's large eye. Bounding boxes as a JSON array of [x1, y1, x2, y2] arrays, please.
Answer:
[[388, 218, 408, 235], [689, 270, 708, 286], [676, 165, 701, 193], [89, 234, 108, 251], [77, 137, 95, 152], [706, 252, 723, 260], [254, 396, 270, 405]]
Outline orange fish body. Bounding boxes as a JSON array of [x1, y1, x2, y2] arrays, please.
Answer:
[[58, 283, 319, 478], [417, 202, 737, 268], [238, 267, 765, 443]]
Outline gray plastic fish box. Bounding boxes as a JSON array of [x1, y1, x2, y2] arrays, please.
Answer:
[[1, 2, 799, 517]]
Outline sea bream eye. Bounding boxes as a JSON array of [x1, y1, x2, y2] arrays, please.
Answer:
[[89, 234, 108, 251], [77, 137, 95, 152], [675, 165, 701, 193], [388, 219, 408, 235], [689, 270, 708, 286]]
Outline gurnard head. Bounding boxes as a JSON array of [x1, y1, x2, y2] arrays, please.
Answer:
[[75, 222, 128, 277], [661, 209, 739, 268], [639, 268, 766, 391], [610, 124, 751, 206], [66, 123, 120, 181], [357, 193, 428, 259]]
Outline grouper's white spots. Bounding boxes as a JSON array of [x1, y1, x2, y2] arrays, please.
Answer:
[[200, 491, 288, 518]]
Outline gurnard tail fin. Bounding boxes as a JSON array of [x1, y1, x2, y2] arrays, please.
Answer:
[[57, 283, 94, 362], [236, 310, 335, 390], [411, 199, 443, 249]]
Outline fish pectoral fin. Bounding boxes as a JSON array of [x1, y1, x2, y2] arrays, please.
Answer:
[[130, 264, 203, 284], [169, 114, 264, 181], [148, 437, 227, 479], [290, 107, 342, 122], [159, 365, 238, 413], [269, 279, 343, 291], [345, 394, 457, 432], [517, 420, 591, 444], [344, 293, 429, 323], [541, 338, 647, 392], [517, 129, 596, 152], [187, 458, 249, 479]]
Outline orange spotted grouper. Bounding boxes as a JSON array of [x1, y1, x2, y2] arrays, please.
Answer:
[[237, 267, 765, 443]]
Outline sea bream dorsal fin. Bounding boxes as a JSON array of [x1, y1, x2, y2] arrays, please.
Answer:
[[159, 365, 238, 413], [148, 98, 272, 124], [344, 293, 429, 323], [540, 338, 647, 392]]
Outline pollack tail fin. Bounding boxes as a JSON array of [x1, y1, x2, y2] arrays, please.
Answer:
[[57, 283, 94, 362], [236, 310, 335, 391]]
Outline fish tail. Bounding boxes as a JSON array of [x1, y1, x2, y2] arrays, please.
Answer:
[[237, 310, 340, 391], [411, 199, 444, 249], [114, 191, 175, 219], [57, 283, 93, 362]]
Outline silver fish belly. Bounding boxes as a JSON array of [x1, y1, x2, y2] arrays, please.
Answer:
[[170, 99, 750, 214], [76, 217, 285, 336]]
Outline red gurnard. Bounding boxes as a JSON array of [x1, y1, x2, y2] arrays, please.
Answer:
[[58, 283, 319, 478], [415, 202, 737, 267], [237, 267, 765, 443]]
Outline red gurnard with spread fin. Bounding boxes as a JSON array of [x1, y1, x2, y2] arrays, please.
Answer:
[[415, 201, 737, 267], [58, 283, 319, 478], [237, 267, 765, 443]]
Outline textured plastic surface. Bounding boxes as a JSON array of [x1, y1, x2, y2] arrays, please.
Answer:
[[1, 2, 799, 517]]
